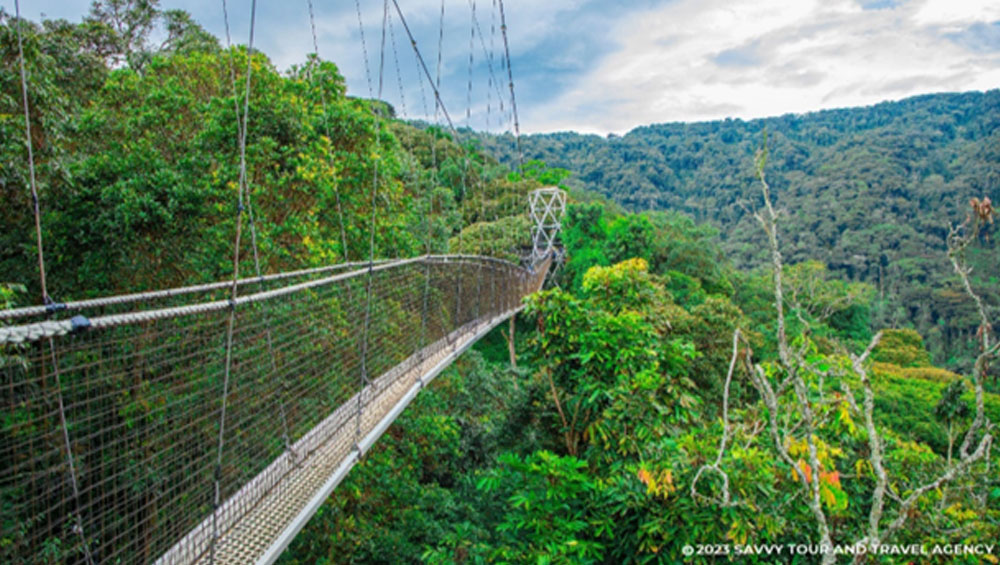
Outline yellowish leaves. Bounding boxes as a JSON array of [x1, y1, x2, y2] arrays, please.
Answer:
[[786, 435, 843, 469], [636, 465, 675, 499], [854, 458, 872, 478], [836, 400, 857, 437], [794, 459, 813, 484], [786, 437, 850, 513], [726, 519, 752, 546], [944, 502, 978, 523], [582, 257, 649, 292]]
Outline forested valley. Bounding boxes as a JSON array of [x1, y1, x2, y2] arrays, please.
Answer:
[[2, 3, 999, 564], [479, 93, 1000, 374]]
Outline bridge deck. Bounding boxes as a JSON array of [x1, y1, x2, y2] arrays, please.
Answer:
[[157, 311, 516, 565]]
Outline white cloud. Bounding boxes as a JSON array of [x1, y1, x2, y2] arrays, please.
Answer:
[[522, 0, 1000, 134], [913, 0, 1000, 27], [10, 0, 1000, 135]]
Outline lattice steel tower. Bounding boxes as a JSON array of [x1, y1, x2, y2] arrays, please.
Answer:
[[529, 187, 567, 264]]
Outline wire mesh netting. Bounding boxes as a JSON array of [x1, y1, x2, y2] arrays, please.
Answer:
[[1, 255, 547, 564]]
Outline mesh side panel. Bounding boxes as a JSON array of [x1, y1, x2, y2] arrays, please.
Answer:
[[1, 256, 548, 564]]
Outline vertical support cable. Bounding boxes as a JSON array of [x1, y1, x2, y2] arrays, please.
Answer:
[[468, 0, 486, 328], [496, 0, 523, 175], [212, 0, 257, 560], [409, 17, 435, 376], [14, 0, 46, 303], [14, 3, 94, 562], [387, 0, 466, 347], [223, 0, 291, 462], [356, 0, 389, 451], [309, 0, 350, 261]]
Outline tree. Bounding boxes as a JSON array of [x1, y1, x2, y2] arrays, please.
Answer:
[[693, 141, 997, 564], [934, 379, 970, 466], [86, 0, 159, 68]]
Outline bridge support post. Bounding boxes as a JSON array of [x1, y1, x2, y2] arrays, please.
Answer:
[[505, 316, 517, 369]]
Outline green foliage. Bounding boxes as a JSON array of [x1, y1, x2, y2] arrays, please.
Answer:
[[867, 361, 1000, 454], [935, 380, 971, 428], [0, 14, 536, 298], [5, 8, 999, 563], [481, 91, 1000, 372], [448, 215, 531, 262], [872, 328, 934, 367], [558, 202, 735, 299], [474, 451, 603, 563], [524, 258, 698, 458]]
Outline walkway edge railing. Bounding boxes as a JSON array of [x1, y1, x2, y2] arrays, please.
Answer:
[[255, 307, 525, 565], [0, 255, 529, 344]]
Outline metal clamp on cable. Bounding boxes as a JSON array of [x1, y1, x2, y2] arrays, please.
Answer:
[[70, 315, 91, 334], [45, 301, 67, 314]]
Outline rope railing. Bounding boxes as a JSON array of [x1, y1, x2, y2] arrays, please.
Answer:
[[0, 259, 401, 322], [0, 254, 548, 565]]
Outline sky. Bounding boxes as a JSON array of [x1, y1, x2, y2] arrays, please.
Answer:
[[10, 0, 1000, 135]]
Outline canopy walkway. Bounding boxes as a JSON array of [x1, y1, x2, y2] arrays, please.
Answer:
[[2, 0, 551, 560], [1, 254, 550, 564]]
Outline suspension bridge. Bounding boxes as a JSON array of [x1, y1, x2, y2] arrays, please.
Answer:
[[1, 253, 551, 564], [1, 0, 563, 562]]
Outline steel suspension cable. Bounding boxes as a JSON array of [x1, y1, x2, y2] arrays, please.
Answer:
[[389, 0, 461, 139], [14, 3, 95, 563], [430, 0, 445, 223], [466, 0, 507, 119], [387, 10, 407, 122], [221, 0, 291, 464], [306, 0, 351, 260], [467, 0, 486, 325], [354, 0, 376, 99], [13, 0, 48, 304], [213, 0, 257, 560], [496, 0, 523, 174], [356, 0, 390, 450]]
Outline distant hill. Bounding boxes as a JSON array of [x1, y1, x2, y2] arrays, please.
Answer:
[[481, 91, 1000, 371]]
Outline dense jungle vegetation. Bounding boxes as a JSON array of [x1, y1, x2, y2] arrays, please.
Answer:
[[2, 3, 999, 564], [480, 93, 1000, 374]]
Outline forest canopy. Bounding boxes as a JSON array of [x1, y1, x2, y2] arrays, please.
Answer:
[[2, 3, 999, 565]]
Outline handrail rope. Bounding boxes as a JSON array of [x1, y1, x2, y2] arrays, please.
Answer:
[[356, 0, 390, 451], [307, 0, 350, 261], [0, 256, 530, 345], [14, 2, 95, 562], [213, 0, 257, 560], [0, 259, 393, 319]]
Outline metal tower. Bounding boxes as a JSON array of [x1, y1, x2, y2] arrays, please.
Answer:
[[529, 187, 567, 264]]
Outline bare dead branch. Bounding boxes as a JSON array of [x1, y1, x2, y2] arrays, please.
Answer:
[[691, 329, 742, 506]]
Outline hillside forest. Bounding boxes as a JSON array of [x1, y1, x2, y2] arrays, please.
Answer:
[[2, 3, 999, 564], [479, 92, 1000, 375]]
